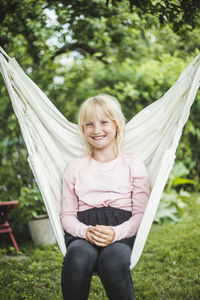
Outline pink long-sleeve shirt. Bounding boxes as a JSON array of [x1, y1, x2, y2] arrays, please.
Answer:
[[60, 153, 150, 242]]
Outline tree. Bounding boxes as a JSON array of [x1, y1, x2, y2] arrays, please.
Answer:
[[107, 0, 200, 33], [1, 0, 200, 64]]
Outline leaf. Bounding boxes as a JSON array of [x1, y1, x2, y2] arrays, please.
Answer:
[[32, 211, 38, 219], [173, 178, 196, 187]]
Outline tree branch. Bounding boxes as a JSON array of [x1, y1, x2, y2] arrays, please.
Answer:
[[51, 42, 109, 64]]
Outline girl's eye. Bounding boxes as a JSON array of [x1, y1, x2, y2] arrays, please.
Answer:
[[101, 120, 108, 124], [85, 123, 92, 126]]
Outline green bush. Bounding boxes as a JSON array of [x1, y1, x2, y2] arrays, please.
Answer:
[[16, 183, 47, 222], [155, 162, 197, 223]]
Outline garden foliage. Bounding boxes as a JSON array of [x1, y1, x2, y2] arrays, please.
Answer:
[[0, 1, 200, 225]]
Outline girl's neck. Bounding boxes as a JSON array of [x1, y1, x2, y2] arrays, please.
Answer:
[[92, 149, 117, 163]]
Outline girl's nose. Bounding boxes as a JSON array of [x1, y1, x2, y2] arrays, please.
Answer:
[[93, 122, 102, 134]]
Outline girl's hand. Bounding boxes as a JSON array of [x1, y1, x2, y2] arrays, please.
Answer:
[[89, 225, 115, 247], [86, 227, 94, 244]]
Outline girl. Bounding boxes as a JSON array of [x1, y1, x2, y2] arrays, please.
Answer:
[[60, 94, 149, 300]]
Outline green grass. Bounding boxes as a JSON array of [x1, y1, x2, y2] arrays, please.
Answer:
[[0, 194, 200, 300], [133, 193, 200, 300]]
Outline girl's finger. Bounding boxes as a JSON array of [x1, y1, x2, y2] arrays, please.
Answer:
[[95, 225, 114, 234], [96, 225, 108, 229], [91, 229, 108, 238], [91, 233, 108, 244], [93, 240, 108, 247]]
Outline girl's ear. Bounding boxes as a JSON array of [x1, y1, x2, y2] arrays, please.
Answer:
[[113, 119, 117, 128], [115, 125, 118, 137]]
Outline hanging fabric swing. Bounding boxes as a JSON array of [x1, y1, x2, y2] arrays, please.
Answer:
[[0, 47, 200, 269]]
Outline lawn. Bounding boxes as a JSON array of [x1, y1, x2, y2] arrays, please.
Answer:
[[0, 194, 200, 300]]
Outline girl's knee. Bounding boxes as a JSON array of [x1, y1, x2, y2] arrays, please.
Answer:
[[97, 243, 131, 275], [63, 239, 98, 273]]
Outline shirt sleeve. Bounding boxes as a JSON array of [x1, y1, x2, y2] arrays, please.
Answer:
[[112, 157, 150, 242], [60, 160, 88, 239]]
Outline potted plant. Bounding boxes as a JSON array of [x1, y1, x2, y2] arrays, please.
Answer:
[[18, 183, 56, 246]]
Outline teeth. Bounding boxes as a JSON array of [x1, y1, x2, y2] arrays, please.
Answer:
[[93, 136, 104, 140]]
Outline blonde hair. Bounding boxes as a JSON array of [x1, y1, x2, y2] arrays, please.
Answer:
[[78, 94, 126, 156]]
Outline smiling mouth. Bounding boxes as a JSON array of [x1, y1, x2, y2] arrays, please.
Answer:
[[92, 136, 105, 140]]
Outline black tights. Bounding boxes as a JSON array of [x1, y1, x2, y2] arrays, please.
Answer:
[[61, 239, 134, 300]]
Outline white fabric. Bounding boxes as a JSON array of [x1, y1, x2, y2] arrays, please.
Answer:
[[0, 47, 200, 269]]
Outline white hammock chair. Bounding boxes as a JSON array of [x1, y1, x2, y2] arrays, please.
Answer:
[[0, 47, 200, 269]]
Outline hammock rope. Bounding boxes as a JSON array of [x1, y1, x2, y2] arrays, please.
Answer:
[[0, 47, 200, 269]]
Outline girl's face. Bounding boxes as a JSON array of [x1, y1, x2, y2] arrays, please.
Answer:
[[83, 108, 117, 154]]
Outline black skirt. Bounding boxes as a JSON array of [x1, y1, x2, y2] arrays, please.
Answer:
[[64, 206, 135, 249]]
